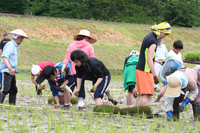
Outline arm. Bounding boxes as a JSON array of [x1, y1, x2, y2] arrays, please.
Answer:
[[147, 44, 158, 77], [62, 48, 71, 75], [2, 57, 15, 76], [60, 80, 69, 88], [154, 58, 163, 65], [31, 75, 41, 89], [75, 78, 82, 93], [0, 49, 2, 55], [89, 45, 95, 57]]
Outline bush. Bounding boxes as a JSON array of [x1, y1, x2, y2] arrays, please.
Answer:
[[184, 51, 200, 61]]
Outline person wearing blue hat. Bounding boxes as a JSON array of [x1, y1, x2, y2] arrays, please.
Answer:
[[154, 39, 168, 91], [0, 33, 11, 55]]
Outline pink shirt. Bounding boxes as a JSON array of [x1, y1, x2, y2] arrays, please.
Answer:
[[63, 40, 95, 75], [31, 61, 55, 76]]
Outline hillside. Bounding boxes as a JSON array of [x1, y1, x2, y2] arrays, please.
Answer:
[[0, 14, 200, 71]]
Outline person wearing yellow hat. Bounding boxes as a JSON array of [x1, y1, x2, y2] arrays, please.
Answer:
[[0, 29, 28, 105], [165, 67, 199, 121], [135, 22, 171, 107]]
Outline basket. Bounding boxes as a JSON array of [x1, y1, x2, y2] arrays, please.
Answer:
[[159, 59, 183, 85]]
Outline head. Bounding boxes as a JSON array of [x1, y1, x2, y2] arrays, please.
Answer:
[[74, 29, 97, 44], [9, 29, 29, 45], [165, 77, 181, 97], [157, 39, 162, 46], [3, 33, 8, 39], [43, 65, 57, 79], [173, 40, 183, 54], [151, 22, 171, 39], [70, 50, 89, 67], [31, 65, 42, 76]]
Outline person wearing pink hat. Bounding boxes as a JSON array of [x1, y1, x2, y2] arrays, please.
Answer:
[[0, 29, 28, 105], [61, 29, 117, 110], [31, 61, 55, 95]]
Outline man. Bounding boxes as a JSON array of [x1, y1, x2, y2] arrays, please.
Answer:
[[0, 29, 28, 105], [0, 33, 11, 55]]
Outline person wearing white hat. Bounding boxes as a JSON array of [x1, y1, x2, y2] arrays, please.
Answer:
[[0, 33, 11, 55], [0, 29, 28, 105], [165, 67, 199, 121], [31, 61, 55, 95]]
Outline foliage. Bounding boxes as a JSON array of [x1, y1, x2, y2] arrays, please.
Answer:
[[184, 51, 200, 61], [1, 0, 200, 27]]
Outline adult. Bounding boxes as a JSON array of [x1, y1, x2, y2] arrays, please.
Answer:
[[61, 29, 117, 109], [0, 33, 11, 55], [154, 39, 168, 90], [136, 22, 171, 107], [0, 29, 28, 104], [31, 61, 55, 95]]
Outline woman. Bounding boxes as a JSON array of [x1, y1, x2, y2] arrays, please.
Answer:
[[71, 50, 111, 106], [136, 22, 171, 107]]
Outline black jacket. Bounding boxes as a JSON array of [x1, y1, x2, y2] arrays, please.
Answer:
[[75, 57, 110, 80]]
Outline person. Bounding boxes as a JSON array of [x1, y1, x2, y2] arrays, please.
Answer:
[[156, 40, 184, 102], [165, 67, 199, 121], [154, 39, 168, 90], [71, 50, 111, 108], [0, 33, 11, 55], [61, 29, 117, 108], [167, 40, 183, 64], [135, 22, 171, 107], [31, 61, 55, 95], [123, 50, 139, 108], [0, 29, 28, 104], [43, 61, 75, 109]]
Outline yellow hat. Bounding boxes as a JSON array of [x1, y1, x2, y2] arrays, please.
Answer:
[[151, 22, 171, 38], [165, 77, 181, 97]]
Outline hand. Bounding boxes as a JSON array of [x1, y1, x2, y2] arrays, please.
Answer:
[[154, 76, 159, 84], [133, 89, 138, 98], [36, 84, 41, 90], [90, 86, 96, 93], [9, 68, 15, 76], [62, 71, 65, 77], [158, 61, 163, 65], [74, 89, 80, 97], [181, 97, 190, 109], [167, 111, 173, 121], [54, 104, 60, 109]]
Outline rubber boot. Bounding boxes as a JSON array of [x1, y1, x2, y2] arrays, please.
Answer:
[[105, 90, 118, 105], [192, 104, 200, 121], [0, 92, 6, 103], [9, 94, 16, 105], [172, 103, 180, 121]]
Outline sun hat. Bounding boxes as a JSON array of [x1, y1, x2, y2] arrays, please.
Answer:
[[165, 77, 181, 97], [31, 65, 42, 75], [3, 33, 7, 36], [74, 29, 97, 44], [9, 29, 29, 39]]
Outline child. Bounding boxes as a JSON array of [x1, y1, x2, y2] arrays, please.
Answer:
[[154, 39, 168, 90], [71, 50, 111, 109], [31, 61, 55, 95], [156, 40, 184, 102], [167, 40, 183, 64], [43, 61, 75, 109], [123, 50, 139, 108], [164, 67, 199, 121]]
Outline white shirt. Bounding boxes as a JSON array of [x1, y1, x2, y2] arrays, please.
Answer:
[[167, 50, 183, 64], [155, 43, 168, 61]]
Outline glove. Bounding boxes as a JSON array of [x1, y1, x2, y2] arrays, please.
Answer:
[[154, 76, 159, 84], [181, 97, 190, 108], [167, 111, 173, 120]]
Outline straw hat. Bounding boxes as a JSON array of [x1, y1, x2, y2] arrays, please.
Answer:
[[31, 65, 42, 75], [165, 77, 181, 97], [9, 29, 29, 39], [74, 29, 96, 44]]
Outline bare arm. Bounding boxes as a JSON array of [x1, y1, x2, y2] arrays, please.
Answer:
[[60, 80, 69, 88], [75, 78, 82, 93], [0, 49, 2, 55], [2, 57, 15, 76], [147, 44, 158, 77], [94, 78, 103, 88], [31, 75, 37, 85]]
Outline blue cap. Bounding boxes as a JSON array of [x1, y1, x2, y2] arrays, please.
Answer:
[[157, 39, 162, 42], [3, 33, 7, 36]]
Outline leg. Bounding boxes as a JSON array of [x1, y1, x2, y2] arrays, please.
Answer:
[[35, 74, 46, 95], [8, 75, 18, 105], [172, 103, 180, 121], [95, 98, 103, 105], [127, 85, 135, 107], [136, 94, 151, 107], [192, 103, 200, 121], [63, 89, 71, 104]]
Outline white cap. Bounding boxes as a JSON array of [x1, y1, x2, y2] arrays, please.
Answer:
[[194, 65, 200, 71], [31, 65, 42, 75]]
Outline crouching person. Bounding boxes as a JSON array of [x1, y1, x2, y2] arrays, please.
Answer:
[[71, 50, 111, 110], [0, 29, 28, 105], [43, 61, 75, 109], [165, 67, 199, 121]]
